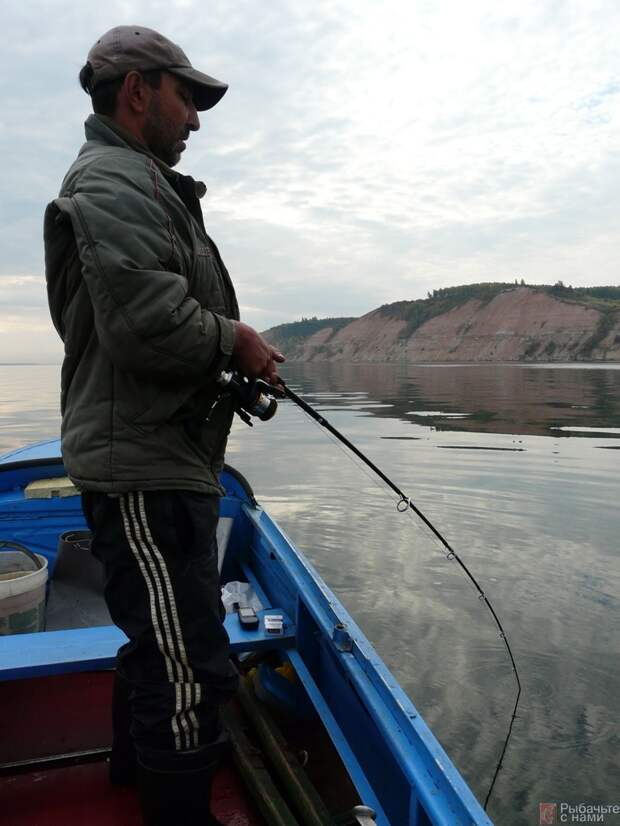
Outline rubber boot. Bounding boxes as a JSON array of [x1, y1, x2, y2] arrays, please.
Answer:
[[109, 670, 137, 786], [137, 756, 223, 826]]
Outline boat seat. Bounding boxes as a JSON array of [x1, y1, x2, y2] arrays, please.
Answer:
[[0, 608, 295, 681]]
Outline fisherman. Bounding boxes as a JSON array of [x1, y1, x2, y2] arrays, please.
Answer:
[[44, 25, 284, 825]]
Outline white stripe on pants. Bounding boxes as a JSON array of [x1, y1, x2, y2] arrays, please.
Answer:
[[120, 492, 199, 750]]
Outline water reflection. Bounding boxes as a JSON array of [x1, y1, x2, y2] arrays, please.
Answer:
[[1, 362, 619, 825], [226, 362, 620, 824], [282, 362, 620, 437], [0, 365, 62, 454]]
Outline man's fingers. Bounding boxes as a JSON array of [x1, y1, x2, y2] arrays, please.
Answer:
[[263, 360, 279, 384], [270, 380, 285, 397], [231, 321, 286, 379]]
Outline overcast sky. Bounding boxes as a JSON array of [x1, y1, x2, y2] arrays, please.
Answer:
[[0, 0, 618, 362]]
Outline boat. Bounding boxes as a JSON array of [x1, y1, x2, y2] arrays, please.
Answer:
[[0, 438, 492, 825]]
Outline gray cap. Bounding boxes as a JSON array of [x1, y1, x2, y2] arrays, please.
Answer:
[[86, 26, 227, 111]]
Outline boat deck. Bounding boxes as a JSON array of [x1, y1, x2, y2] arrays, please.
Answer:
[[0, 672, 264, 826], [2, 761, 261, 826]]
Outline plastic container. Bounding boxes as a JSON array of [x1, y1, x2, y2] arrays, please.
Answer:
[[0, 543, 48, 635], [221, 580, 263, 614]]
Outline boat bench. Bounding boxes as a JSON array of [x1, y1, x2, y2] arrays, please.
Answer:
[[0, 609, 295, 681]]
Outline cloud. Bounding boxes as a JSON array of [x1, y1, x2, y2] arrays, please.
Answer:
[[0, 276, 48, 311], [0, 275, 62, 363], [1, 0, 619, 360]]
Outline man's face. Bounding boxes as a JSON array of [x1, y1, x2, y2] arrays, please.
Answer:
[[142, 72, 200, 167]]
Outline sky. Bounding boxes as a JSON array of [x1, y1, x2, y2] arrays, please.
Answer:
[[0, 0, 619, 362]]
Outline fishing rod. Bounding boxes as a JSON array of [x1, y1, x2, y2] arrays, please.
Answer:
[[277, 379, 521, 812], [221, 370, 521, 810]]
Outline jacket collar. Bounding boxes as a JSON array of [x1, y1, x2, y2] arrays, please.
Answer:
[[83, 114, 208, 201], [84, 114, 178, 180]]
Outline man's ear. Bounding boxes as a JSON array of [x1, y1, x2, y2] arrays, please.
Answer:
[[119, 71, 152, 115]]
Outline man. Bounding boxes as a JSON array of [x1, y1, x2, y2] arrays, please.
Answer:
[[44, 25, 284, 825]]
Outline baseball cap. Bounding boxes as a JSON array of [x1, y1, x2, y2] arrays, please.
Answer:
[[85, 26, 228, 111]]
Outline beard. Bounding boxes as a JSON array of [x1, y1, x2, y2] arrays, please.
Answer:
[[142, 96, 186, 168]]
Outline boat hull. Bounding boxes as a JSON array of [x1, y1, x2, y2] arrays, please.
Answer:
[[0, 440, 492, 825]]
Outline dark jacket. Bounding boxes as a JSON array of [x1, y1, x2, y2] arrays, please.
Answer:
[[44, 115, 240, 494]]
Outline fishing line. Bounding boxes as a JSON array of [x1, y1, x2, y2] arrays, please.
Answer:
[[288, 393, 457, 571], [278, 379, 521, 812], [295, 403, 397, 501], [290, 397, 459, 555]]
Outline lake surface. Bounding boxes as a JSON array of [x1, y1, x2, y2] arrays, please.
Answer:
[[1, 362, 619, 825]]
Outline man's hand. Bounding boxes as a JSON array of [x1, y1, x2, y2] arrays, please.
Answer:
[[231, 321, 285, 385]]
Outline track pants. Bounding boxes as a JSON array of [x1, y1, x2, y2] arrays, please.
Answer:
[[82, 490, 238, 764]]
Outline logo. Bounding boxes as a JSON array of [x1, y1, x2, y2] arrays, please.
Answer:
[[540, 803, 557, 825]]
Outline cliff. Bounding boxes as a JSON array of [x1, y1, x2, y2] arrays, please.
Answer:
[[263, 285, 620, 363]]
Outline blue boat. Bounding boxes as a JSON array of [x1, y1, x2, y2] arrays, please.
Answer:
[[0, 438, 492, 825]]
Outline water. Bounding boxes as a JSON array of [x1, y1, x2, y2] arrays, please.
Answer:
[[1, 362, 619, 824]]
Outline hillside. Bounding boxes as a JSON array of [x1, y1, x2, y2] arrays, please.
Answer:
[[262, 284, 620, 363]]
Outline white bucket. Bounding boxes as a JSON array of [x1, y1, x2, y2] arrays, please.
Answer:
[[0, 548, 48, 635]]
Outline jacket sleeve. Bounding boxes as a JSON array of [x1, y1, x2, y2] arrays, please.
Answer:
[[49, 154, 235, 380]]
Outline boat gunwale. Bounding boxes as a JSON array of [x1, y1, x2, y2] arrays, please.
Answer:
[[244, 503, 492, 826]]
